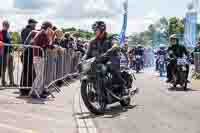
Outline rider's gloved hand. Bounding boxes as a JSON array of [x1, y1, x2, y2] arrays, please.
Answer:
[[112, 44, 120, 52]]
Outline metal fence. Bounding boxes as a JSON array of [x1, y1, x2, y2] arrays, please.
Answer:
[[0, 44, 81, 97], [194, 52, 200, 73]]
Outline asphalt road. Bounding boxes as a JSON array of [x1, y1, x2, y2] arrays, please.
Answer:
[[0, 83, 80, 133], [1, 66, 200, 133], [91, 68, 200, 133]]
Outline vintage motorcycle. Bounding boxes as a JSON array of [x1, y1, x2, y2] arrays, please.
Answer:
[[158, 55, 166, 77], [135, 55, 142, 73], [169, 57, 189, 90], [79, 47, 138, 115]]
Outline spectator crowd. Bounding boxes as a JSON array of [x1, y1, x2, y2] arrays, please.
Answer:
[[0, 18, 88, 99]]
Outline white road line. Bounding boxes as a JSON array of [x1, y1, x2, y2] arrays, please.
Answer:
[[0, 123, 38, 133], [79, 94, 98, 132], [73, 88, 98, 133], [74, 91, 88, 133]]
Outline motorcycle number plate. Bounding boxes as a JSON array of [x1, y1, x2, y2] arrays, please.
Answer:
[[159, 58, 164, 62], [177, 58, 187, 65]]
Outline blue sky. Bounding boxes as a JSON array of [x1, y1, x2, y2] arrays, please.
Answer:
[[0, 0, 195, 34]]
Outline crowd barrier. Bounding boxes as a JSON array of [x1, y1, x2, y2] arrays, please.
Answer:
[[0, 44, 82, 97], [194, 52, 200, 73]]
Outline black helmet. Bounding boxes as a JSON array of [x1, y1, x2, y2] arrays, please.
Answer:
[[92, 21, 106, 32]]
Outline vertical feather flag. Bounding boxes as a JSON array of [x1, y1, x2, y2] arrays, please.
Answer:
[[119, 0, 128, 47]]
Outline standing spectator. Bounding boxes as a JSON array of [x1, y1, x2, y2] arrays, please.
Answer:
[[31, 21, 53, 98], [54, 29, 64, 46], [76, 39, 85, 57], [0, 20, 15, 86], [20, 18, 38, 96], [21, 18, 38, 44], [60, 32, 74, 49]]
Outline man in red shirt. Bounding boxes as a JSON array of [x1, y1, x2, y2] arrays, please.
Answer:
[[31, 21, 53, 98]]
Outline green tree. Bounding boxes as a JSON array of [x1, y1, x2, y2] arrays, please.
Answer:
[[11, 32, 21, 44], [168, 17, 184, 35], [10, 32, 21, 49], [62, 27, 77, 33]]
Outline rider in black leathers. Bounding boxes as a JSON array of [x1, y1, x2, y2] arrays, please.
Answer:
[[166, 34, 190, 83], [83, 21, 127, 97], [155, 44, 167, 71], [135, 45, 144, 68]]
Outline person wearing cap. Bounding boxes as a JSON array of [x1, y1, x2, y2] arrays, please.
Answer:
[[60, 32, 74, 49], [31, 21, 53, 98], [0, 20, 16, 86], [166, 34, 189, 83], [20, 19, 38, 96], [21, 18, 38, 44]]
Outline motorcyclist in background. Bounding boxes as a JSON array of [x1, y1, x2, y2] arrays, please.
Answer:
[[135, 45, 144, 68], [128, 47, 136, 68], [191, 40, 200, 63], [166, 34, 190, 83], [76, 38, 85, 57], [83, 21, 127, 98], [155, 44, 167, 71]]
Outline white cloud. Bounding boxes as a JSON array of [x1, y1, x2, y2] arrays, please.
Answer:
[[144, 10, 161, 20], [0, 0, 189, 34]]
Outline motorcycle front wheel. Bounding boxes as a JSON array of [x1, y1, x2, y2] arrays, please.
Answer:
[[81, 80, 107, 115]]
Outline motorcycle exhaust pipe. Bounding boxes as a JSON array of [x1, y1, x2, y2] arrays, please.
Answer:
[[130, 88, 139, 96]]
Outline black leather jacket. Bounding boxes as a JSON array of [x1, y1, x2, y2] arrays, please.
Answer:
[[83, 33, 113, 60], [167, 44, 189, 58]]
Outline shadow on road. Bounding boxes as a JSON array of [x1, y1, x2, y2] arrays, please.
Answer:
[[16, 96, 54, 104], [76, 104, 137, 120], [13, 91, 20, 94], [168, 87, 197, 92]]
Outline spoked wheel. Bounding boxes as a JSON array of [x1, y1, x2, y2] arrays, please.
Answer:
[[81, 80, 107, 115]]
